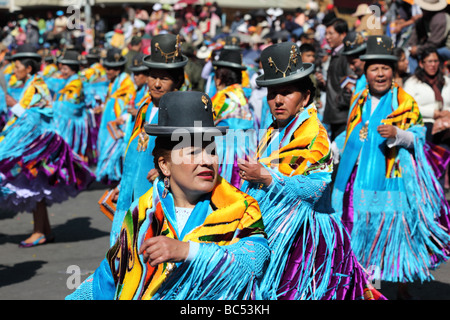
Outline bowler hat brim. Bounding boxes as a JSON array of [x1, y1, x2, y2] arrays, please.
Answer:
[[342, 44, 367, 56], [142, 54, 188, 69], [11, 52, 42, 61], [129, 65, 149, 73], [213, 60, 246, 71], [255, 63, 314, 87], [144, 124, 228, 137], [58, 58, 80, 65], [103, 58, 127, 68], [359, 54, 398, 62]]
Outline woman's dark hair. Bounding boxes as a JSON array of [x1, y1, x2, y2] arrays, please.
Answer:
[[167, 68, 185, 90], [393, 47, 405, 60], [295, 76, 316, 106], [18, 58, 41, 75], [215, 66, 242, 87], [363, 59, 397, 75], [415, 46, 445, 89], [65, 63, 80, 73], [152, 136, 180, 178]]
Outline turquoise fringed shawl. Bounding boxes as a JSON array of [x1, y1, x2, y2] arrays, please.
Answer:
[[332, 86, 450, 282]]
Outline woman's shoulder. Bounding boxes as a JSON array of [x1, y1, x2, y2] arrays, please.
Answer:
[[212, 177, 259, 208], [403, 75, 422, 86]]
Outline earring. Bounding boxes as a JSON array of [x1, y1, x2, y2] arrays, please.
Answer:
[[162, 176, 170, 198]]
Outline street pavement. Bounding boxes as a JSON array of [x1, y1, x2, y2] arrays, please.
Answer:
[[1, 181, 450, 300]]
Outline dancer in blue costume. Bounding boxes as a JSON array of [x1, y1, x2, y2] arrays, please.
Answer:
[[108, 34, 189, 246], [80, 48, 109, 166], [95, 48, 136, 185], [66, 91, 269, 300], [332, 31, 368, 172], [332, 35, 450, 300], [123, 52, 148, 146], [0, 44, 94, 248], [239, 42, 385, 300], [211, 48, 256, 188], [52, 50, 91, 162], [204, 36, 253, 99]]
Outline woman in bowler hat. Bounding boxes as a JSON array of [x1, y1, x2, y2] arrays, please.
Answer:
[[52, 50, 91, 162], [239, 41, 385, 300], [108, 34, 190, 246], [67, 91, 270, 300], [0, 44, 94, 247], [95, 47, 136, 184], [211, 48, 256, 188], [332, 35, 450, 299]]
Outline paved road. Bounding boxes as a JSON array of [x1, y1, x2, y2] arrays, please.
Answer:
[[1, 181, 450, 300]]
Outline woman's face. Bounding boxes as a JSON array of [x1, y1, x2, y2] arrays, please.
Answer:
[[133, 72, 148, 89], [147, 69, 176, 103], [267, 83, 310, 127], [60, 64, 76, 79], [14, 60, 31, 82], [419, 52, 440, 77], [365, 62, 393, 96], [159, 141, 219, 201], [106, 67, 121, 81], [397, 52, 408, 75]]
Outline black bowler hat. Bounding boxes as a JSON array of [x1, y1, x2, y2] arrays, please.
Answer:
[[359, 35, 398, 62], [129, 52, 149, 73], [144, 91, 228, 137], [11, 44, 42, 61], [86, 47, 101, 60], [256, 42, 314, 87], [103, 48, 127, 68], [342, 31, 367, 56], [58, 50, 82, 65], [142, 34, 188, 69], [223, 36, 241, 50], [212, 48, 246, 70]]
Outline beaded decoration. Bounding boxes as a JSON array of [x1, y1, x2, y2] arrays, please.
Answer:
[[267, 45, 300, 78], [154, 35, 182, 63]]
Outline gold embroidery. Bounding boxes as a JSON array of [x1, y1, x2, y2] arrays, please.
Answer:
[[202, 94, 208, 110], [154, 35, 182, 63], [359, 121, 369, 141], [267, 45, 299, 78], [137, 128, 149, 152]]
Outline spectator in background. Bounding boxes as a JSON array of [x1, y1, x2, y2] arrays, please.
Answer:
[[393, 47, 411, 87], [300, 43, 322, 109], [123, 4, 136, 22], [321, 18, 354, 141], [135, 6, 149, 23], [294, 7, 306, 28], [404, 47, 450, 143], [230, 11, 243, 33], [408, 0, 450, 73], [125, 36, 142, 74]]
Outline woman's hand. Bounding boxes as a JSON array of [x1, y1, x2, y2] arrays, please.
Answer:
[[5, 95, 17, 107], [138, 236, 190, 266], [238, 158, 273, 186], [127, 107, 138, 117], [377, 124, 397, 138], [147, 168, 159, 183], [110, 186, 120, 202]]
